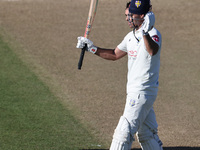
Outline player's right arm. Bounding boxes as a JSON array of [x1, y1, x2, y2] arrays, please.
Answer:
[[95, 47, 127, 61], [76, 36, 127, 61]]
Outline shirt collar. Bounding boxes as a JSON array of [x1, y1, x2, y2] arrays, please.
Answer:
[[135, 27, 143, 34]]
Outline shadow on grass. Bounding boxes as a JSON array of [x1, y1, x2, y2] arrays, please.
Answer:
[[81, 147, 200, 150]]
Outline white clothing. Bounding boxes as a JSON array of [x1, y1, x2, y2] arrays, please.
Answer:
[[123, 93, 158, 136], [117, 27, 162, 95], [110, 27, 163, 150]]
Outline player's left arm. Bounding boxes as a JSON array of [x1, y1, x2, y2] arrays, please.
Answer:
[[143, 34, 159, 56], [142, 12, 159, 56]]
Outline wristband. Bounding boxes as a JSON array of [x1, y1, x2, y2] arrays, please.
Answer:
[[89, 46, 97, 54]]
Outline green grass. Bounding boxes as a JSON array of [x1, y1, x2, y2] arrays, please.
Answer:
[[0, 36, 104, 150]]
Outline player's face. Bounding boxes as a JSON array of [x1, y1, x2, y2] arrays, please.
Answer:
[[125, 8, 134, 28], [125, 8, 129, 21], [128, 13, 144, 30]]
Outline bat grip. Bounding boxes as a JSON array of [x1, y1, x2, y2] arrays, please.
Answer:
[[78, 44, 87, 70]]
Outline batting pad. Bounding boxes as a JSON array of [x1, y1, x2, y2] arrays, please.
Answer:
[[139, 138, 163, 150], [110, 116, 133, 150]]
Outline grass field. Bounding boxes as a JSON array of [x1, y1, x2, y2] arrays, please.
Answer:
[[0, 36, 105, 149]]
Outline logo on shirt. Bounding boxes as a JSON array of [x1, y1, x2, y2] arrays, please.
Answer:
[[128, 50, 137, 58], [152, 35, 159, 42]]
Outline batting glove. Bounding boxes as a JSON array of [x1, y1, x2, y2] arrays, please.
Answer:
[[142, 12, 155, 34], [76, 36, 97, 54]]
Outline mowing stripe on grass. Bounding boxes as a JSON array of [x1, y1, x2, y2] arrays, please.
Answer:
[[0, 36, 103, 150]]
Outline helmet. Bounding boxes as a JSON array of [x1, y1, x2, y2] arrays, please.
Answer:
[[129, 0, 151, 15]]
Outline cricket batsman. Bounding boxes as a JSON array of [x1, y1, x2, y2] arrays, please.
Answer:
[[76, 0, 163, 149]]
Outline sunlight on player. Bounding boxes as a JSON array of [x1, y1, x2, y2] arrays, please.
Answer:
[[76, 0, 163, 149]]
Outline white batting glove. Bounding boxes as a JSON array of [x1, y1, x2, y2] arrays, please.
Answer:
[[142, 12, 155, 34], [76, 36, 97, 54]]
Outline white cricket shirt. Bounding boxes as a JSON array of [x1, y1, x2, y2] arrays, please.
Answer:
[[117, 27, 162, 95]]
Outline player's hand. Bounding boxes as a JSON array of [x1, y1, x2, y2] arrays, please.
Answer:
[[142, 12, 155, 33], [76, 36, 97, 54]]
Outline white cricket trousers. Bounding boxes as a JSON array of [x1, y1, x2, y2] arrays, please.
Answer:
[[123, 93, 159, 143]]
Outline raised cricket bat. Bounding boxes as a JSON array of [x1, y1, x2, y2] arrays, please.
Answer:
[[78, 0, 99, 70]]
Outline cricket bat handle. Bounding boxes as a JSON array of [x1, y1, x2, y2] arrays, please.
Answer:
[[78, 44, 87, 70]]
